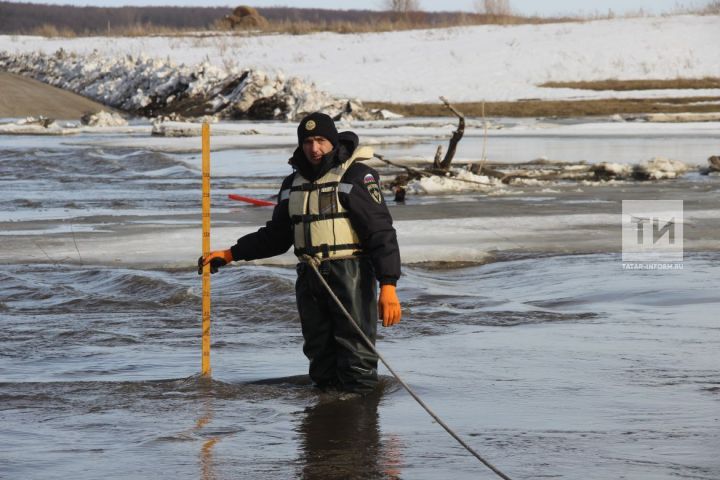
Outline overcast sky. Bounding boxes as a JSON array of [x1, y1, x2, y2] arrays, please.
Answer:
[[4, 0, 708, 16]]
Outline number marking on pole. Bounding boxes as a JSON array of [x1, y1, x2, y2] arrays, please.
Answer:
[[201, 122, 212, 377]]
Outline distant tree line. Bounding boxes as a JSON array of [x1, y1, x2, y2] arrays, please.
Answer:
[[0, 2, 525, 35], [2, 0, 710, 36], [0, 2, 228, 34]]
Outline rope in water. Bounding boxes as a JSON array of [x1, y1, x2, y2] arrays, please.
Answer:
[[302, 256, 514, 480]]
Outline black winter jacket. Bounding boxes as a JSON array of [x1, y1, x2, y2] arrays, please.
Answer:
[[230, 131, 401, 285]]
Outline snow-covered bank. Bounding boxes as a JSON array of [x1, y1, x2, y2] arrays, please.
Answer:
[[0, 50, 389, 121], [0, 111, 130, 134], [3, 116, 718, 149], [1, 15, 718, 103]]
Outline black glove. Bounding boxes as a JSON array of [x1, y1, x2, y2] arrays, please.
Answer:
[[197, 249, 233, 274]]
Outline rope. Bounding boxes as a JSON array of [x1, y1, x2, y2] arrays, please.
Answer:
[[301, 255, 514, 480]]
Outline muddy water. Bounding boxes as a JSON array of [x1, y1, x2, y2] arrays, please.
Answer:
[[1, 131, 719, 479], [1, 255, 719, 479]]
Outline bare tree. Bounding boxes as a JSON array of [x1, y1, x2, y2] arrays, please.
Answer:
[[383, 0, 422, 13], [474, 0, 512, 16]]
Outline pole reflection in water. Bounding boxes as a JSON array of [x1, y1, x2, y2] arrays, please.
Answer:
[[194, 389, 219, 480], [200, 437, 219, 480], [296, 387, 404, 479]]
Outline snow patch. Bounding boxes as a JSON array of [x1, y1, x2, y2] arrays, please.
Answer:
[[406, 168, 501, 194], [2, 15, 717, 103], [81, 110, 127, 127], [508, 178, 550, 186], [635, 157, 689, 180], [640, 112, 720, 123], [592, 162, 633, 179], [150, 119, 262, 137], [0, 116, 71, 135]]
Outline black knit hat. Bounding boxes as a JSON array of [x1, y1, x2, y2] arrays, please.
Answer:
[[297, 112, 339, 147]]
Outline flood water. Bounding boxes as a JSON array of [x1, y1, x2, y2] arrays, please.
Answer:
[[385, 132, 720, 166], [1, 124, 719, 479]]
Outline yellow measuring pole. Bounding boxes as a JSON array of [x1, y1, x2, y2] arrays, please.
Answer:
[[201, 122, 212, 377]]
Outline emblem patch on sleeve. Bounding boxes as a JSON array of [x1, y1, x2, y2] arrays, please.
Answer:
[[363, 173, 383, 204]]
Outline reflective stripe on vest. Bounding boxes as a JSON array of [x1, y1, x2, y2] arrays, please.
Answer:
[[288, 146, 373, 260]]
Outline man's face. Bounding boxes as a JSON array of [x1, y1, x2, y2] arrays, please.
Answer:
[[302, 136, 334, 165]]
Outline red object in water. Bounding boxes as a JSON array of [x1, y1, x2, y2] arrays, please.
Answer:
[[228, 194, 276, 207]]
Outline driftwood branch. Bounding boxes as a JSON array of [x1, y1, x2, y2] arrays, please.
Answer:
[[438, 96, 465, 170], [379, 98, 469, 201], [374, 153, 432, 177], [376, 153, 494, 188]]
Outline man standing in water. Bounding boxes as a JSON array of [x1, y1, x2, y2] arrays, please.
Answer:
[[199, 112, 402, 394]]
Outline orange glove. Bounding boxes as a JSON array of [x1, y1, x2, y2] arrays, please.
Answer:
[[378, 284, 401, 327], [197, 249, 233, 274]]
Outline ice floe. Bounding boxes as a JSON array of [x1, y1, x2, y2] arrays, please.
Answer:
[[81, 110, 128, 127], [396, 156, 693, 194], [406, 168, 501, 194], [634, 157, 689, 180]]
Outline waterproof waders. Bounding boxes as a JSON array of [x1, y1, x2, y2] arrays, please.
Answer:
[[296, 257, 378, 393]]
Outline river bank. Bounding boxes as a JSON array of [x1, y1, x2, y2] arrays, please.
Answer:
[[0, 72, 111, 119]]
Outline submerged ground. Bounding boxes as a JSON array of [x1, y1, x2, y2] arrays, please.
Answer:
[[1, 121, 719, 479]]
